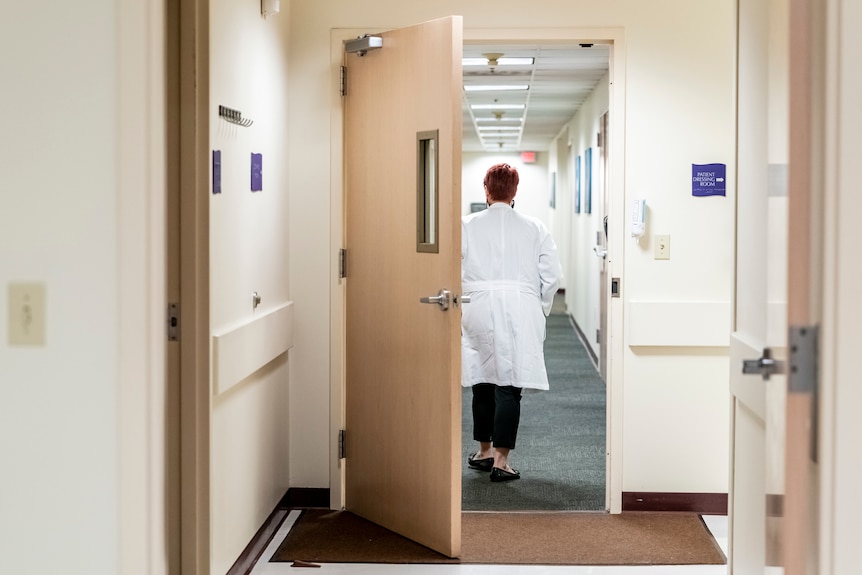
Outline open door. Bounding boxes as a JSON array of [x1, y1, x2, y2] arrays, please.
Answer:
[[342, 16, 463, 557], [728, 0, 790, 570], [596, 111, 609, 380]]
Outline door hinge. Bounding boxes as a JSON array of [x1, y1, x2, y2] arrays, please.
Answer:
[[789, 324, 819, 462], [597, 132, 603, 147], [338, 248, 348, 279], [596, 329, 600, 344], [167, 303, 180, 341], [340, 66, 348, 96], [338, 429, 346, 459], [788, 325, 818, 393]]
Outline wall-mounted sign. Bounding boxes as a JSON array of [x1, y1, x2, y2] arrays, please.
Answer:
[[692, 163, 726, 197], [212, 150, 222, 195], [251, 153, 263, 192]]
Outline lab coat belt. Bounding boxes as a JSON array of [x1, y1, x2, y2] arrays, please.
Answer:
[[462, 281, 539, 297]]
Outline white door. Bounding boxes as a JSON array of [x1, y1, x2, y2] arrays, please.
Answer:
[[596, 112, 609, 380], [728, 0, 790, 571]]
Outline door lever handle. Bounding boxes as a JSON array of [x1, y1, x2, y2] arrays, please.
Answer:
[[742, 348, 786, 381], [420, 289, 451, 311]]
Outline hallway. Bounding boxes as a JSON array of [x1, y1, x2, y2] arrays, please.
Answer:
[[462, 294, 606, 511]]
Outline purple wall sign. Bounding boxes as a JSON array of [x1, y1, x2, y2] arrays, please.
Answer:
[[692, 163, 726, 197], [251, 153, 263, 192], [212, 150, 221, 194]]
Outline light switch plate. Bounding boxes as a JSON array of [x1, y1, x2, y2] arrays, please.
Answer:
[[8, 282, 46, 346], [655, 235, 670, 260]]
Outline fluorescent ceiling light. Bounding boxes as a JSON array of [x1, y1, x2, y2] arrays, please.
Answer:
[[462, 57, 535, 66], [464, 84, 528, 92], [477, 126, 522, 132], [471, 104, 525, 110], [475, 117, 523, 123], [482, 134, 520, 139]]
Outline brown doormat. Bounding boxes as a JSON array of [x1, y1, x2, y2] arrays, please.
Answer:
[[271, 509, 727, 566]]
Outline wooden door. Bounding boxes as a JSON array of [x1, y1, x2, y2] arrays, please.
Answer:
[[343, 16, 463, 558], [729, 0, 790, 571]]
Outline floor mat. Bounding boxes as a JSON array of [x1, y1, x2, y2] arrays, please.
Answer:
[[271, 509, 727, 566]]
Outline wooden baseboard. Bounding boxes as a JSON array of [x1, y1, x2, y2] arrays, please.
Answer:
[[227, 488, 331, 575], [622, 492, 728, 514], [226, 505, 289, 575]]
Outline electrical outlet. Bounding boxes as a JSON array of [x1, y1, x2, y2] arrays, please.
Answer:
[[8, 282, 46, 346], [655, 235, 670, 260]]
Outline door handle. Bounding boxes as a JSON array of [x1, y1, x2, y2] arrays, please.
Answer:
[[742, 348, 785, 380], [593, 246, 607, 259], [420, 289, 451, 311]]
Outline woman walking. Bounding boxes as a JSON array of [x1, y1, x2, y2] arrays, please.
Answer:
[[461, 163, 562, 482]]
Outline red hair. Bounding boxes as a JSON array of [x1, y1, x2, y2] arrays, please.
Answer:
[[483, 163, 519, 202]]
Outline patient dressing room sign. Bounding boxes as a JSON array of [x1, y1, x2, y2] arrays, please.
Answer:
[[691, 163, 726, 197]]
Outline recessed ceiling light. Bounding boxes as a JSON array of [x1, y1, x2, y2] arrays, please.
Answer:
[[471, 104, 525, 110], [464, 85, 528, 92]]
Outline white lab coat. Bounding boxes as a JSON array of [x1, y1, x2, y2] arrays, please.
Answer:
[[461, 203, 562, 391]]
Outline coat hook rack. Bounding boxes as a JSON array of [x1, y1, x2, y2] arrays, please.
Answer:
[[219, 105, 253, 127]]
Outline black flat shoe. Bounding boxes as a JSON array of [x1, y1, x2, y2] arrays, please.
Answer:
[[467, 453, 494, 472], [490, 466, 520, 482]]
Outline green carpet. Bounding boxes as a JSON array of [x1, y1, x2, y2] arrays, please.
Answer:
[[462, 296, 606, 511]]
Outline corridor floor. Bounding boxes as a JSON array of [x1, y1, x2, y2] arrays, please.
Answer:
[[249, 511, 729, 574]]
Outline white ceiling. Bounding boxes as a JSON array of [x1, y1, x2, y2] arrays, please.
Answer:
[[462, 43, 610, 153]]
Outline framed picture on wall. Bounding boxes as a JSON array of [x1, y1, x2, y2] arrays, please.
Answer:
[[585, 147, 592, 214], [575, 155, 581, 213], [550, 171, 556, 208]]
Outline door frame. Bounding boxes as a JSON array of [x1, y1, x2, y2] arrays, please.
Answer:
[[117, 0, 175, 573], [329, 26, 627, 513], [793, 0, 862, 572], [819, 1, 862, 570], [177, 0, 212, 572]]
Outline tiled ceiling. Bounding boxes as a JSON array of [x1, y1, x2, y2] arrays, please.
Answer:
[[462, 43, 610, 153]]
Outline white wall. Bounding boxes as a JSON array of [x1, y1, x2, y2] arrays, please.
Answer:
[[547, 11, 734, 492], [551, 20, 734, 492], [617, 3, 733, 492], [289, 0, 735, 496], [0, 1, 119, 572], [209, 1, 292, 572], [0, 1, 159, 574], [556, 74, 609, 358]]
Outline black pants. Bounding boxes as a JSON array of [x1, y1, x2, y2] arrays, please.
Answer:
[[472, 383, 523, 449]]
